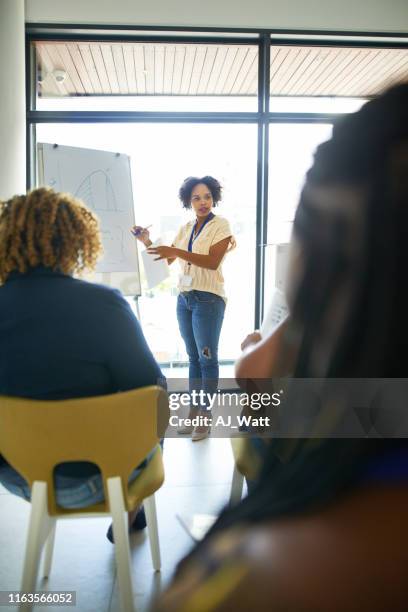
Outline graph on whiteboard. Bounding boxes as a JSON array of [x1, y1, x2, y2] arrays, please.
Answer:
[[75, 170, 123, 212], [38, 143, 139, 276]]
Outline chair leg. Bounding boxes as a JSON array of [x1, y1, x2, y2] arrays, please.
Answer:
[[107, 477, 135, 612], [20, 482, 54, 612], [42, 520, 57, 579], [229, 465, 244, 507], [144, 495, 161, 572]]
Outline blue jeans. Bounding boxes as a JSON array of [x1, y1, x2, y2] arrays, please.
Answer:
[[0, 447, 158, 509], [177, 290, 226, 402]]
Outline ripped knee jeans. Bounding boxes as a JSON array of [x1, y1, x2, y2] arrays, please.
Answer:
[[177, 290, 226, 405]]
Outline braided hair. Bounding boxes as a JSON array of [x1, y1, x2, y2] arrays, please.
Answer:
[[176, 83, 408, 564]]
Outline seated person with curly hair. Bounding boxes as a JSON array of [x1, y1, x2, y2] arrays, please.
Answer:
[[0, 187, 164, 540]]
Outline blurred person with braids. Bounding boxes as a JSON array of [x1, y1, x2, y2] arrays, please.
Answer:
[[154, 84, 408, 612], [0, 187, 164, 539]]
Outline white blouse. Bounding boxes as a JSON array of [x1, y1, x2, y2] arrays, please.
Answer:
[[172, 215, 234, 300]]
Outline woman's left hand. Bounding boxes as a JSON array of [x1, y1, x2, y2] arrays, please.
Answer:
[[241, 331, 262, 351], [147, 245, 177, 261]]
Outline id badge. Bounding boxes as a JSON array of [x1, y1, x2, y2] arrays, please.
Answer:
[[180, 274, 193, 287]]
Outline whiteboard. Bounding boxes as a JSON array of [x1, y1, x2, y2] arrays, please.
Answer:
[[38, 143, 141, 296]]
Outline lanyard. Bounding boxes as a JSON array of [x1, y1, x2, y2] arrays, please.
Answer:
[[188, 212, 215, 252]]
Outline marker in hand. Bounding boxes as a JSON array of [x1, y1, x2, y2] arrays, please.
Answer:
[[131, 224, 152, 237]]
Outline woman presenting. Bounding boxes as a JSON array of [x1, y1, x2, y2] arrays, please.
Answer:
[[133, 176, 235, 441]]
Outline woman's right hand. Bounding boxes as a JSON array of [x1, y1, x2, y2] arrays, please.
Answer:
[[131, 226, 152, 247]]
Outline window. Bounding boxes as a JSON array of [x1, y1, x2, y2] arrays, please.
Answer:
[[34, 40, 259, 112], [264, 123, 333, 310], [29, 28, 406, 366], [269, 43, 407, 112], [36, 122, 257, 365]]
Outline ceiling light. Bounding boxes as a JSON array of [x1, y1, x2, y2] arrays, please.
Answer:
[[53, 69, 67, 83]]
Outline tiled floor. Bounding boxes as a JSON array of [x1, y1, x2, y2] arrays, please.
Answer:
[[0, 438, 238, 611]]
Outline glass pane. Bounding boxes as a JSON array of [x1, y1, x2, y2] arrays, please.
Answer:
[[264, 123, 333, 310], [269, 44, 408, 112], [270, 97, 365, 113], [34, 41, 258, 112], [36, 123, 257, 367]]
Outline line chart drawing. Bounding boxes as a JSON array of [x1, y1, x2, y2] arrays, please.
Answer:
[[75, 169, 122, 212], [39, 143, 139, 284]]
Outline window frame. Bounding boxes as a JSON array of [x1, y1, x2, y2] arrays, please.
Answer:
[[25, 24, 408, 335]]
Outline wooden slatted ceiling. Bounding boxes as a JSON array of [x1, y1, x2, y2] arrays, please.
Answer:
[[271, 46, 408, 96], [35, 42, 408, 98], [35, 42, 259, 97]]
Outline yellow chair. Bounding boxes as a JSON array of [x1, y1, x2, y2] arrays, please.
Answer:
[[229, 437, 263, 506], [0, 386, 169, 612]]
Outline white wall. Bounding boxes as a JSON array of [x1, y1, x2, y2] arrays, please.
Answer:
[[25, 0, 408, 33], [0, 0, 26, 199]]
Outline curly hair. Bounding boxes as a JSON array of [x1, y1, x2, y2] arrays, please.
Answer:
[[0, 187, 102, 284], [178, 176, 222, 209]]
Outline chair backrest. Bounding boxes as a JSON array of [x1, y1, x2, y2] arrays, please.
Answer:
[[0, 386, 169, 513], [231, 437, 263, 481]]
